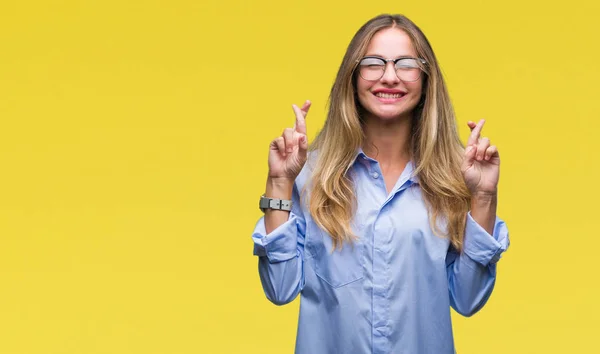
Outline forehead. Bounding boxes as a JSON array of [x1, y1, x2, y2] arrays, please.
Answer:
[[365, 27, 416, 57]]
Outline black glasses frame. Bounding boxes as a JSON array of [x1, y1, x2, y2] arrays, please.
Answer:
[[357, 56, 427, 82]]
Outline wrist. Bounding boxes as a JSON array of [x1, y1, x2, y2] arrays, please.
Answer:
[[265, 176, 295, 199], [471, 190, 497, 201], [470, 191, 497, 213], [470, 192, 497, 235]]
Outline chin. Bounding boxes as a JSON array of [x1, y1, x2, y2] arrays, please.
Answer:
[[362, 96, 418, 120], [371, 105, 415, 121]]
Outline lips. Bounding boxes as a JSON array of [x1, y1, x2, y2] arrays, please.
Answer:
[[374, 92, 405, 99], [371, 89, 407, 103]]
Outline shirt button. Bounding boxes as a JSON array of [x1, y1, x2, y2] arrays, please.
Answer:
[[372, 172, 379, 179]]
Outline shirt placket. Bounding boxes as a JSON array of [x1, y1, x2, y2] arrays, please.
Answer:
[[365, 159, 415, 354], [362, 161, 389, 354]]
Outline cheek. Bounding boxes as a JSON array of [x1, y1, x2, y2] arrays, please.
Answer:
[[356, 79, 372, 106], [356, 78, 371, 94], [406, 81, 423, 98]]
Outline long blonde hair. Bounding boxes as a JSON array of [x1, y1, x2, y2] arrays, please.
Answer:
[[307, 14, 471, 251]]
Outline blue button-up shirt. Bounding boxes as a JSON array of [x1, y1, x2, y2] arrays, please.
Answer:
[[252, 150, 510, 354]]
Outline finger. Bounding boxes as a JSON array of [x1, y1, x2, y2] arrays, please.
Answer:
[[467, 121, 476, 135], [300, 100, 311, 116], [270, 136, 286, 156], [485, 145, 499, 161], [293, 103, 309, 135], [461, 145, 477, 172], [282, 128, 295, 154], [476, 137, 490, 161], [297, 133, 308, 159], [467, 119, 485, 146]]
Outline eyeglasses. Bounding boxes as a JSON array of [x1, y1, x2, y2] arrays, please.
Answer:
[[357, 56, 427, 82]]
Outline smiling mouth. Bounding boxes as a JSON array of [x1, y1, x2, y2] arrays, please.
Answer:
[[374, 92, 405, 99], [373, 92, 406, 101]]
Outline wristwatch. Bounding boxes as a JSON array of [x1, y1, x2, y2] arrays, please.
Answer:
[[259, 194, 293, 213]]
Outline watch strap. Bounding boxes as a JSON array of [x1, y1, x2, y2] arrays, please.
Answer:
[[259, 195, 293, 212]]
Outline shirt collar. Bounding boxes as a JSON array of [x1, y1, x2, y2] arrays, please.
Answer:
[[353, 147, 420, 184]]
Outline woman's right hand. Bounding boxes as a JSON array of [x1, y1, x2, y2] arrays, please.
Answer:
[[268, 100, 311, 181]]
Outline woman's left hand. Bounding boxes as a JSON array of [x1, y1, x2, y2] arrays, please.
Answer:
[[461, 119, 500, 196]]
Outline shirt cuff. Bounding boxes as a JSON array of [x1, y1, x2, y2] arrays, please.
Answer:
[[252, 212, 302, 263], [463, 212, 510, 267]]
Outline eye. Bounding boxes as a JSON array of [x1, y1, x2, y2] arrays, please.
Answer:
[[396, 59, 420, 69], [360, 58, 385, 67]]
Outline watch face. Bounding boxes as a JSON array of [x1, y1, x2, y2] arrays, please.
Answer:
[[259, 196, 270, 211]]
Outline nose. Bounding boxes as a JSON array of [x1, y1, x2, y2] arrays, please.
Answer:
[[380, 61, 400, 85]]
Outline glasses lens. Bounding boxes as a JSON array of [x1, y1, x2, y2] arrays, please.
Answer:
[[395, 59, 422, 82], [359, 58, 385, 81]]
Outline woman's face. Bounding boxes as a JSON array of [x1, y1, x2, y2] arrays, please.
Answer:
[[356, 27, 424, 122]]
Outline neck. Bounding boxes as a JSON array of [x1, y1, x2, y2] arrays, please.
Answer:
[[362, 114, 413, 170]]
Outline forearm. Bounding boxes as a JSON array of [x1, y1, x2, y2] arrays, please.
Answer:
[[447, 254, 496, 316], [448, 193, 509, 316], [264, 177, 295, 234], [470, 192, 497, 235], [258, 255, 304, 305], [253, 180, 306, 305]]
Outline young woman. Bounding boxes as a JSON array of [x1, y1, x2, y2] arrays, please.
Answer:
[[252, 14, 509, 354]]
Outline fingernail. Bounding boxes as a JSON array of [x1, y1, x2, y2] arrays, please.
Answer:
[[466, 146, 473, 153]]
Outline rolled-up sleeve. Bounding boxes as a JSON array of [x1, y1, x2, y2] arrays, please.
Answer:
[[251, 183, 306, 305], [463, 212, 510, 266], [446, 212, 510, 316], [252, 211, 305, 263]]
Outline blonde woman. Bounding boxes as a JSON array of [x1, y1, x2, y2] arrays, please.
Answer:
[[252, 14, 509, 354]]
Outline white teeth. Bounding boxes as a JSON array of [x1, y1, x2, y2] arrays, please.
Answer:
[[375, 92, 404, 98]]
